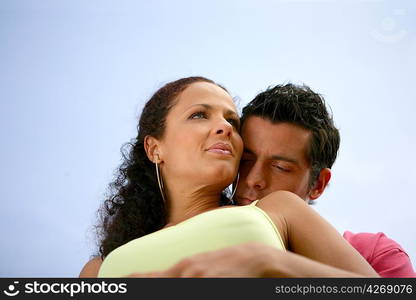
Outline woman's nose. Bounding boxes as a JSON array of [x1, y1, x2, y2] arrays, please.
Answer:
[[214, 119, 232, 137]]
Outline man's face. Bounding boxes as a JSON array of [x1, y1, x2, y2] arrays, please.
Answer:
[[235, 116, 312, 204]]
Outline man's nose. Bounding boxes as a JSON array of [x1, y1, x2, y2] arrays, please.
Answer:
[[245, 163, 266, 190]]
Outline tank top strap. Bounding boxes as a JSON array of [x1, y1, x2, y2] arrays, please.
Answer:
[[250, 200, 260, 206]]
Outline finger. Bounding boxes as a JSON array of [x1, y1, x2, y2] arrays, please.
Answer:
[[162, 257, 198, 277], [126, 272, 162, 278], [126, 272, 149, 277]]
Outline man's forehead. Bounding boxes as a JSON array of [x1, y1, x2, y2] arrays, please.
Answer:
[[242, 116, 310, 138], [241, 117, 311, 162]]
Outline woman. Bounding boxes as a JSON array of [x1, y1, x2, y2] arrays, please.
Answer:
[[80, 76, 378, 277]]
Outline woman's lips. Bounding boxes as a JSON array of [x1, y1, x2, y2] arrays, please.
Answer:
[[207, 148, 232, 155], [206, 142, 233, 155]]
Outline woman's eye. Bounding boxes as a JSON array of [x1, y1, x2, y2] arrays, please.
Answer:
[[190, 111, 207, 119], [227, 118, 240, 129]]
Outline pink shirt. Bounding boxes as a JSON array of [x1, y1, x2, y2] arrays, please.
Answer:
[[343, 231, 416, 278]]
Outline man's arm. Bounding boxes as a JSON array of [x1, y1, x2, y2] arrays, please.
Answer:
[[128, 243, 377, 277], [256, 191, 378, 276], [129, 191, 379, 278], [372, 248, 416, 278], [344, 231, 416, 278]]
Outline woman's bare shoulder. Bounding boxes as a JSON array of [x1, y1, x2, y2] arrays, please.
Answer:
[[79, 256, 103, 278], [256, 190, 306, 213], [255, 191, 308, 248]]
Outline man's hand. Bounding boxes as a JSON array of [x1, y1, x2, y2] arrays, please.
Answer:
[[128, 243, 279, 278], [126, 242, 375, 278]]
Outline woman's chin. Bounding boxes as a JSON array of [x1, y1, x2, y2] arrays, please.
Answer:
[[202, 166, 237, 186]]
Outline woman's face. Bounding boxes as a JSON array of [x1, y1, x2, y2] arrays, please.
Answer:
[[158, 81, 243, 190]]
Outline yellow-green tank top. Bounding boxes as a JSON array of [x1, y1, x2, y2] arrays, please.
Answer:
[[98, 201, 285, 277]]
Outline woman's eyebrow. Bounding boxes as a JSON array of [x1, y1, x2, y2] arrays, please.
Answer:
[[225, 110, 239, 118], [181, 103, 210, 116], [186, 103, 238, 116], [188, 103, 211, 110]]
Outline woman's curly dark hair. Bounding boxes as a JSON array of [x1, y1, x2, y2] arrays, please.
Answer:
[[97, 76, 232, 258]]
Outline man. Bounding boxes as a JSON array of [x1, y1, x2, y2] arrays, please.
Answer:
[[155, 83, 415, 277], [235, 83, 415, 277]]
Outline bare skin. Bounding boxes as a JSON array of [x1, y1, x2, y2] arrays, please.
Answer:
[[127, 244, 371, 278], [124, 192, 378, 278], [80, 191, 378, 278], [79, 257, 102, 277], [80, 84, 378, 278], [81, 82, 242, 277]]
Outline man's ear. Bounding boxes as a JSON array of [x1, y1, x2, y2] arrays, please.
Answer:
[[309, 168, 331, 200], [144, 135, 163, 163]]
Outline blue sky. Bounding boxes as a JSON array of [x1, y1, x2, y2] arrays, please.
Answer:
[[1, 0, 415, 276]]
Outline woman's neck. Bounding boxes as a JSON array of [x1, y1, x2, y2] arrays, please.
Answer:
[[164, 185, 223, 226]]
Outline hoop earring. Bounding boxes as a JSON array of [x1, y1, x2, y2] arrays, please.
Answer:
[[230, 173, 240, 201], [155, 160, 166, 203]]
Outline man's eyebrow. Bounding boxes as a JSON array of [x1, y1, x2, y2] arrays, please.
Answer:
[[270, 155, 298, 165], [243, 148, 298, 164]]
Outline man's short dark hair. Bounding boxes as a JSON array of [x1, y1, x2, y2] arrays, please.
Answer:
[[241, 83, 340, 187]]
